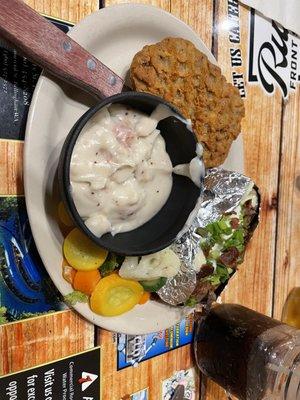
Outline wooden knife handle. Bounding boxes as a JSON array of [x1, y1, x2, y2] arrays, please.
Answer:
[[0, 0, 124, 98]]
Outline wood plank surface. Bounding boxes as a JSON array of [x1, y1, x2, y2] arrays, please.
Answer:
[[24, 0, 99, 23], [273, 89, 300, 319], [0, 140, 24, 195], [0, 311, 95, 375], [170, 0, 213, 49]]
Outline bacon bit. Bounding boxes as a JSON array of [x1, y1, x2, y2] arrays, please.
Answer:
[[230, 218, 240, 229], [114, 123, 134, 146], [191, 280, 213, 302], [198, 263, 214, 279], [219, 247, 239, 267]]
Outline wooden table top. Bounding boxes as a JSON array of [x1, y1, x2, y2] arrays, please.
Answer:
[[0, 1, 299, 399]]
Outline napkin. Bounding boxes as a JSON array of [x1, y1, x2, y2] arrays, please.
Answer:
[[239, 0, 300, 36]]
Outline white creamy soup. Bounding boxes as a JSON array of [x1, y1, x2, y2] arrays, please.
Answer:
[[70, 104, 203, 237], [70, 104, 175, 237]]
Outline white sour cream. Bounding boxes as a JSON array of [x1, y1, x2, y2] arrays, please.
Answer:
[[70, 104, 203, 237]]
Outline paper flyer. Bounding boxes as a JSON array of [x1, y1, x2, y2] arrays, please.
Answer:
[[162, 368, 196, 400], [117, 314, 194, 369]]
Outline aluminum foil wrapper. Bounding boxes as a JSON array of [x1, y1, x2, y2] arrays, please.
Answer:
[[157, 168, 257, 306]]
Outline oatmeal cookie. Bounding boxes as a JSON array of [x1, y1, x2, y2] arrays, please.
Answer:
[[130, 37, 245, 167]]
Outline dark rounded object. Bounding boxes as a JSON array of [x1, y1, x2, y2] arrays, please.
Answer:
[[58, 91, 201, 256]]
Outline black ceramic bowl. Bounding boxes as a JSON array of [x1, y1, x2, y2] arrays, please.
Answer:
[[58, 92, 201, 256]]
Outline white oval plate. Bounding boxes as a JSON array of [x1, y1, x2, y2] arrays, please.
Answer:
[[24, 4, 243, 334]]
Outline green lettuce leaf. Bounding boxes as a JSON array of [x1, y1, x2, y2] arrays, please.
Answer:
[[64, 291, 88, 306]]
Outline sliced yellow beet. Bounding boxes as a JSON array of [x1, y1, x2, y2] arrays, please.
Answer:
[[90, 274, 143, 316], [63, 228, 108, 271], [58, 202, 74, 227]]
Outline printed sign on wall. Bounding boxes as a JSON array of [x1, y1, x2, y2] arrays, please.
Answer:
[[0, 347, 101, 400], [248, 9, 300, 98]]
